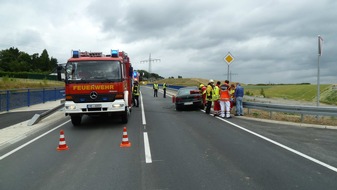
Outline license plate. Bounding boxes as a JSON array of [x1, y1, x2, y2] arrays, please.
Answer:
[[87, 104, 102, 108], [184, 102, 193, 105]]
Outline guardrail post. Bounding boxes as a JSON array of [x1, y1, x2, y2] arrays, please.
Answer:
[[269, 111, 273, 119], [6, 90, 10, 111], [301, 114, 304, 122], [42, 88, 45, 103], [27, 89, 31, 107], [54, 88, 57, 101]]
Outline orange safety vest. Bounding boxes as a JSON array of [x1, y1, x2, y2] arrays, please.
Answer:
[[219, 84, 230, 101]]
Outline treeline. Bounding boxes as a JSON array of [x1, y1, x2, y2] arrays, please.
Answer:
[[0, 47, 58, 73], [136, 69, 164, 80]]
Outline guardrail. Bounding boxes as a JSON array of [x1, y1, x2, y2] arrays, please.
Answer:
[[28, 101, 65, 126], [243, 102, 337, 121], [0, 88, 65, 112]]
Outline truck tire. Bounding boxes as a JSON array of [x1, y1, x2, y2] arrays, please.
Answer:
[[71, 116, 82, 126], [121, 107, 128, 124]]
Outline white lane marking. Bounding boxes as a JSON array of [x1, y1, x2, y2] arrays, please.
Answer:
[[140, 91, 146, 126], [215, 116, 337, 173], [139, 91, 152, 164], [143, 132, 152, 163], [0, 120, 71, 161]]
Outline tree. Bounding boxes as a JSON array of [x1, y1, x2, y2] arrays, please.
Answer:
[[0, 47, 58, 73], [0, 47, 20, 71], [39, 49, 50, 71], [260, 88, 266, 98]]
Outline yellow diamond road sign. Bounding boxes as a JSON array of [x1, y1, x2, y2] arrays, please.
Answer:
[[224, 53, 234, 65]]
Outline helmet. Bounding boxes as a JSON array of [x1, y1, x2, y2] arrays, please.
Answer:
[[209, 79, 214, 83]]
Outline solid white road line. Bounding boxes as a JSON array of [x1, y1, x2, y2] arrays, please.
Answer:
[[216, 116, 337, 173], [143, 132, 152, 163], [140, 91, 146, 126], [0, 120, 71, 161]]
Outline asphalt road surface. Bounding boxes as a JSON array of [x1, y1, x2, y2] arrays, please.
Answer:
[[1, 87, 337, 190]]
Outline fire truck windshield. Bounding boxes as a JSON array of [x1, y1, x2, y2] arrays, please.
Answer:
[[65, 60, 122, 82]]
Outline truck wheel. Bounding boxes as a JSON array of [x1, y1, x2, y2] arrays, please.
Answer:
[[71, 116, 82, 126], [121, 108, 128, 124], [175, 104, 182, 111]]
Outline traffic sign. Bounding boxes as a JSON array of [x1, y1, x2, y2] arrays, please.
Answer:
[[224, 52, 234, 65]]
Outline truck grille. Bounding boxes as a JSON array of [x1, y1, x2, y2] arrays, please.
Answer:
[[82, 108, 108, 112], [72, 94, 116, 103]]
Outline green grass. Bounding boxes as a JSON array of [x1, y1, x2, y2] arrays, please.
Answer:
[[0, 76, 64, 90], [244, 84, 331, 102], [244, 84, 328, 101]]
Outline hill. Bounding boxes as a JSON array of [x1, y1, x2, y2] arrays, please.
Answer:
[[155, 78, 220, 87]]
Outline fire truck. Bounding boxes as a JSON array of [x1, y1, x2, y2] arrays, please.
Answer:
[[58, 50, 133, 125]]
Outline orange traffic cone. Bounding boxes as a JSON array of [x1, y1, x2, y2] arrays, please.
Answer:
[[57, 130, 69, 151], [120, 127, 131, 148]]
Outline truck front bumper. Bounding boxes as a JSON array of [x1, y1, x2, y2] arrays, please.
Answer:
[[64, 100, 126, 114]]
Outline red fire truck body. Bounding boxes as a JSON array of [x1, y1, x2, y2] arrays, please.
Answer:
[[62, 50, 133, 125]]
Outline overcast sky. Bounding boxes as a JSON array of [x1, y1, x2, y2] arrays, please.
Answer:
[[1, 0, 336, 84]]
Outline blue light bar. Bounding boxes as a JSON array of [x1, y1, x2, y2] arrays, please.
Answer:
[[133, 71, 138, 78], [111, 50, 119, 57], [72, 50, 80, 58]]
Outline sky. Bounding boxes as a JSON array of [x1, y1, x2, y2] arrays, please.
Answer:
[[1, 0, 336, 84]]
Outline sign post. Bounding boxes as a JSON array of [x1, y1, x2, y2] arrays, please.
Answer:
[[317, 35, 323, 107], [224, 52, 234, 81]]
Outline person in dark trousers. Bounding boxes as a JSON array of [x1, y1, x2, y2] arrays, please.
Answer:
[[132, 81, 140, 107], [163, 83, 167, 98], [205, 79, 214, 114], [153, 82, 158, 97]]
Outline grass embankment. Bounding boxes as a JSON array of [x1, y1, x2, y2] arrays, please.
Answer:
[[0, 77, 64, 90], [244, 84, 337, 105], [156, 78, 209, 87]]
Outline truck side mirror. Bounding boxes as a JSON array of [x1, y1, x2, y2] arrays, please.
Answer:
[[57, 65, 63, 81], [129, 66, 133, 77]]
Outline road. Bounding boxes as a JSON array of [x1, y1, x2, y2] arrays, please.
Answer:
[[1, 87, 337, 190]]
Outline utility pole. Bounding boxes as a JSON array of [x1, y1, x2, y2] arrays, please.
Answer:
[[140, 53, 161, 73], [317, 35, 324, 107]]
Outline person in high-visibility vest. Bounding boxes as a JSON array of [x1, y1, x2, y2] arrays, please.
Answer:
[[132, 81, 140, 107], [212, 81, 221, 116], [219, 80, 231, 118], [163, 83, 167, 98], [153, 82, 159, 97], [205, 79, 214, 114], [199, 83, 207, 106]]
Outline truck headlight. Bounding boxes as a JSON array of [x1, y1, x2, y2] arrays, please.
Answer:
[[66, 105, 76, 110], [112, 104, 124, 108]]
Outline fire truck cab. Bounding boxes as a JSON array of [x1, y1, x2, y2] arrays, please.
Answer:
[[59, 50, 133, 125]]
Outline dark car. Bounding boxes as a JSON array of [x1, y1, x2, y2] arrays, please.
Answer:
[[173, 86, 204, 111]]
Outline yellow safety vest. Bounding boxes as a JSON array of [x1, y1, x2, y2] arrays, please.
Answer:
[[212, 85, 220, 101]]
